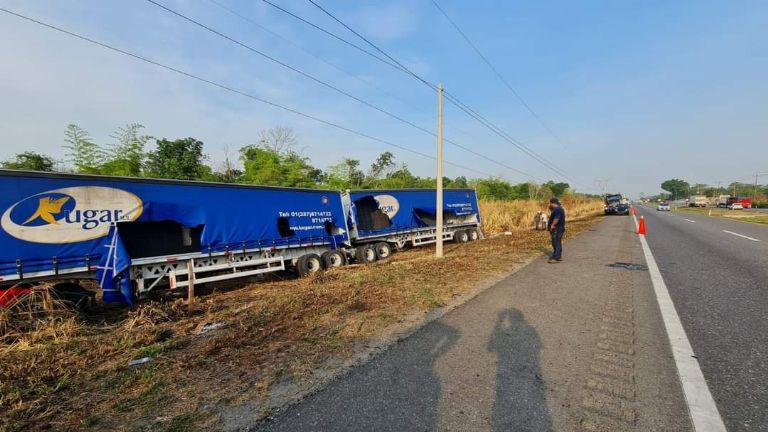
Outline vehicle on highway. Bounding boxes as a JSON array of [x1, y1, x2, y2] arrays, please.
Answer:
[[688, 195, 708, 207], [726, 196, 753, 209], [657, 202, 671, 211], [715, 194, 730, 208], [728, 202, 744, 210], [604, 193, 630, 215]]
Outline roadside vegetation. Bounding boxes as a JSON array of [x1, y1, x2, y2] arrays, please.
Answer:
[[677, 207, 768, 225], [647, 178, 768, 208], [1, 199, 603, 431], [0, 123, 597, 201]]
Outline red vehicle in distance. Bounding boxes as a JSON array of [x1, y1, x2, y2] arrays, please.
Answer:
[[726, 196, 753, 209]]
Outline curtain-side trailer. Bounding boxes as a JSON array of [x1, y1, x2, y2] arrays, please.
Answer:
[[0, 171, 485, 306], [343, 188, 482, 260], [0, 170, 350, 304]]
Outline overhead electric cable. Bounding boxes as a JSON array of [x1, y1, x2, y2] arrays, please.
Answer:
[[260, 0, 406, 74], [305, 0, 571, 181], [430, 0, 567, 149], [207, 0, 417, 110], [148, 0, 538, 180], [0, 7, 492, 178]]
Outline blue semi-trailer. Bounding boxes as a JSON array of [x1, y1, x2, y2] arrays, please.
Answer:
[[343, 189, 482, 260], [0, 170, 482, 305]]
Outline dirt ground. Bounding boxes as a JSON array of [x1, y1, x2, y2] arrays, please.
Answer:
[[1, 216, 601, 432]]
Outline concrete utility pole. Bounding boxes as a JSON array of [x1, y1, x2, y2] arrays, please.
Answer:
[[436, 83, 444, 258]]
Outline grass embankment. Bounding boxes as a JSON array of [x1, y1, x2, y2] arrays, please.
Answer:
[[676, 207, 768, 225], [1, 198, 603, 431]]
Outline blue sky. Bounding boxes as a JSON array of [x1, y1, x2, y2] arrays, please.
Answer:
[[1, 0, 766, 197]]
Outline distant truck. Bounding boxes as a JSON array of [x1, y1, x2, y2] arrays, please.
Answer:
[[604, 193, 629, 215], [726, 196, 753, 209], [688, 195, 708, 207], [715, 195, 730, 208]]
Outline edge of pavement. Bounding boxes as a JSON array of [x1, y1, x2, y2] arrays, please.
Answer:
[[217, 222, 595, 429], [632, 212, 727, 432]]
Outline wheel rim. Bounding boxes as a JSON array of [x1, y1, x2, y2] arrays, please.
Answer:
[[365, 249, 375, 261], [378, 246, 390, 258], [308, 258, 321, 272], [470, 231, 478, 240], [329, 254, 342, 267]]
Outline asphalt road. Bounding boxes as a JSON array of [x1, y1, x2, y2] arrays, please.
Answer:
[[637, 207, 768, 431], [252, 216, 691, 432]]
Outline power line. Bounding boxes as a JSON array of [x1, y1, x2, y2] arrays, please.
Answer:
[[0, 7, 491, 178], [207, 0, 419, 111], [148, 0, 537, 181], [305, 0, 571, 182], [430, 0, 567, 149], [260, 0, 406, 75]]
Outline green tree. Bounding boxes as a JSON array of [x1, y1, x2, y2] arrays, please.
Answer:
[[145, 137, 212, 180], [545, 181, 570, 197], [451, 176, 469, 189], [367, 151, 395, 184], [470, 178, 515, 200], [326, 158, 365, 190], [239, 145, 322, 187], [1, 151, 56, 171], [101, 123, 149, 176], [661, 179, 690, 200], [64, 124, 103, 173]]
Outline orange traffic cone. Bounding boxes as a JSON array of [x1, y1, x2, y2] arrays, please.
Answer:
[[637, 216, 647, 235]]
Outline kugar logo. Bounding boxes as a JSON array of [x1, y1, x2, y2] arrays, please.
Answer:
[[374, 194, 400, 219], [0, 186, 143, 244]]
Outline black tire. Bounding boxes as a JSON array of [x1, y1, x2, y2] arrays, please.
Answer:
[[52, 282, 95, 309], [355, 245, 377, 264], [374, 242, 393, 260], [321, 250, 346, 269], [296, 253, 322, 277], [454, 229, 470, 243], [468, 228, 480, 241]]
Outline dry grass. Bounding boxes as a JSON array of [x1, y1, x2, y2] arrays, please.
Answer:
[[480, 197, 604, 233], [1, 203, 603, 431]]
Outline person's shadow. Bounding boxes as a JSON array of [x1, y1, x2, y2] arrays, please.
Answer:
[[488, 308, 552, 432]]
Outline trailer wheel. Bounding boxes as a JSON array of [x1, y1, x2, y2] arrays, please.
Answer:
[[296, 253, 322, 277], [52, 282, 96, 309], [374, 242, 393, 260], [355, 245, 377, 264], [468, 228, 480, 241], [321, 250, 346, 269], [454, 229, 470, 243]]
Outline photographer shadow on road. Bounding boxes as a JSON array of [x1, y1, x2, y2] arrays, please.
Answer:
[[488, 308, 552, 432]]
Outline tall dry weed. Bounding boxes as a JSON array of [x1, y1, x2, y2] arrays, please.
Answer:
[[479, 197, 603, 234]]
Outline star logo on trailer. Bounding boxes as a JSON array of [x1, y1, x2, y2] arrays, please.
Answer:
[[0, 186, 143, 244]]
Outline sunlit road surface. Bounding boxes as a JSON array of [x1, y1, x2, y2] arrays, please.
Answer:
[[637, 206, 768, 431]]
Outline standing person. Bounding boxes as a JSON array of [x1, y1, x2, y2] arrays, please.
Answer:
[[547, 197, 566, 263]]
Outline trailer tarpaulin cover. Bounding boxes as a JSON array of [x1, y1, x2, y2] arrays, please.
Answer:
[[349, 189, 480, 238], [0, 171, 348, 304]]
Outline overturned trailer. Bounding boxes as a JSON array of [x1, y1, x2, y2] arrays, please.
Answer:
[[0, 170, 483, 305], [0, 170, 348, 304], [343, 189, 482, 260]]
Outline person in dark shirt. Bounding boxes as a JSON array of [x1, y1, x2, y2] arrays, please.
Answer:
[[547, 197, 566, 263]]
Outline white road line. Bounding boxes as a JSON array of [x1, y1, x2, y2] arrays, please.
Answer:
[[722, 230, 760, 242], [633, 215, 727, 432], [684, 218, 696, 223]]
